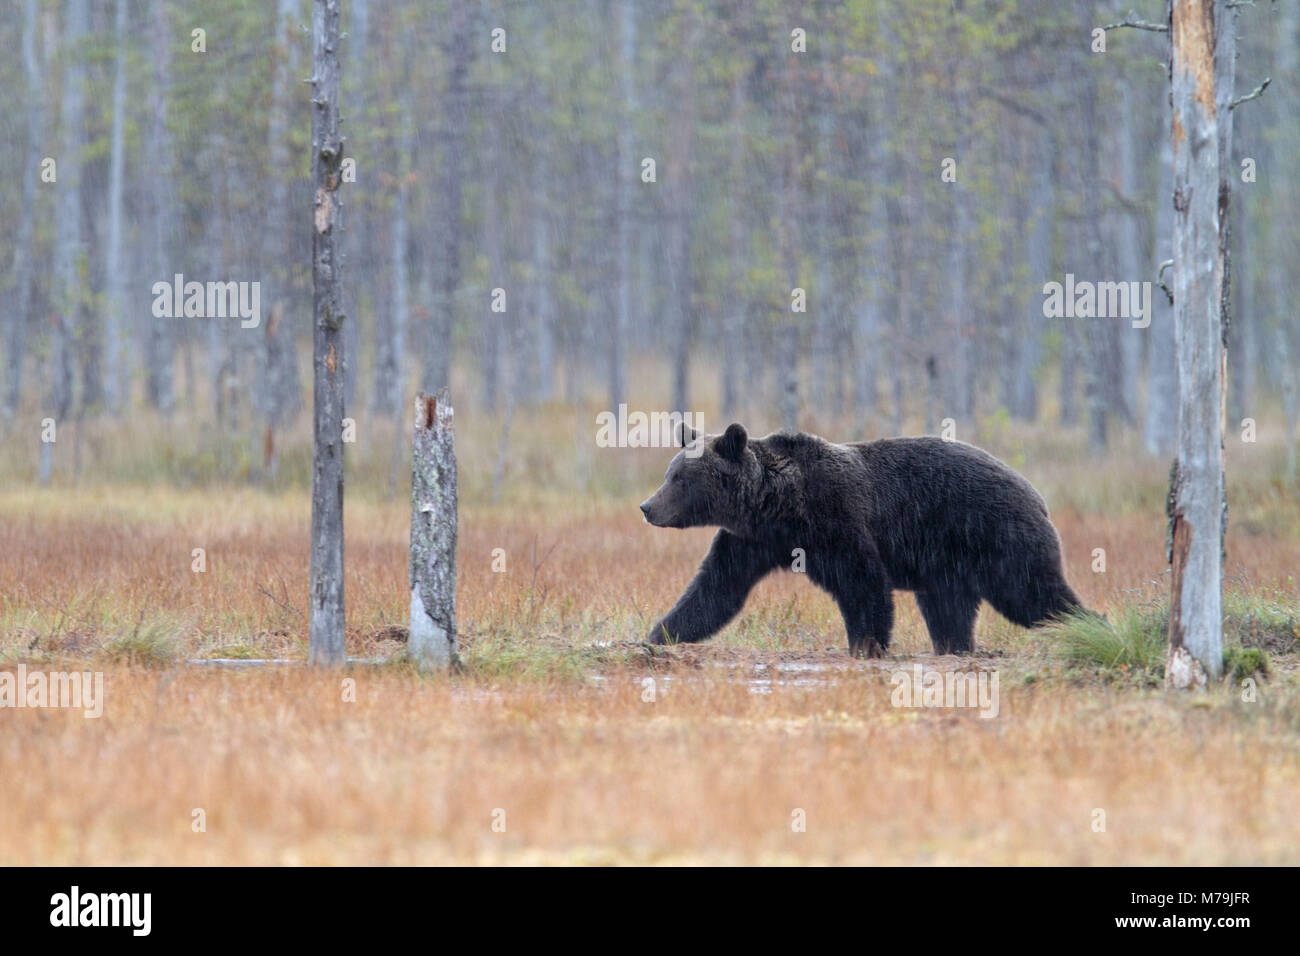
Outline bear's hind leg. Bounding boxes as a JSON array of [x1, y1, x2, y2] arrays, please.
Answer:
[[915, 590, 980, 654]]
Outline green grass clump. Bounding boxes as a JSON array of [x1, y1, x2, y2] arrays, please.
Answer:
[[1223, 646, 1270, 681], [1046, 606, 1167, 684], [1047, 594, 1293, 686], [101, 620, 180, 668]]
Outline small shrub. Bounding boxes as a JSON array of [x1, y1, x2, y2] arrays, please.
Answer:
[[101, 620, 179, 668], [1223, 590, 1299, 654], [1223, 646, 1270, 681], [1045, 606, 1167, 682]]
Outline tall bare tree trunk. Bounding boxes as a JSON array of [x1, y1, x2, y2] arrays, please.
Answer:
[[344, 0, 369, 412], [146, 0, 175, 415], [376, 107, 413, 418], [810, 108, 832, 415], [1079, 4, 1112, 452], [45, 0, 89, 484], [103, 0, 127, 412], [263, 0, 304, 482], [946, 60, 973, 426], [1144, 127, 1177, 456], [722, 72, 746, 421], [778, 20, 802, 432], [481, 63, 504, 412], [1272, 0, 1298, 485], [1008, 125, 1051, 421], [424, 3, 470, 395], [1114, 76, 1143, 427], [1279, 327, 1298, 486], [1166, 0, 1231, 688], [531, 140, 555, 404], [4, 0, 42, 426], [854, 43, 891, 424], [610, 0, 636, 411], [308, 0, 347, 667], [667, 5, 697, 417]]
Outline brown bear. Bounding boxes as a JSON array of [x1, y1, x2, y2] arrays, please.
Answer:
[[640, 423, 1083, 655]]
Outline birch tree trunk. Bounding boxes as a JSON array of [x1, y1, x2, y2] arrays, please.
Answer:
[[1079, 4, 1111, 452], [146, 0, 175, 415], [1009, 126, 1051, 421], [1114, 77, 1143, 427], [380, 108, 413, 418], [45, 0, 89, 483], [854, 33, 891, 423], [481, 62, 504, 412], [722, 72, 746, 421], [1272, 0, 1298, 486], [852, 139, 881, 422], [424, 2, 470, 395], [811, 108, 832, 415], [1166, 0, 1230, 688], [946, 68, 973, 425], [409, 390, 458, 672], [1144, 127, 1177, 456], [609, 0, 636, 412], [1280, 327, 1298, 486], [103, 0, 127, 413], [778, 26, 801, 433], [531, 140, 555, 404], [3, 0, 42, 426], [308, 0, 347, 667], [263, 0, 303, 482], [667, 4, 697, 418], [779, 148, 800, 432]]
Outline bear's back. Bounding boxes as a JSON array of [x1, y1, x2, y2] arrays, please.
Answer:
[[849, 436, 1049, 516]]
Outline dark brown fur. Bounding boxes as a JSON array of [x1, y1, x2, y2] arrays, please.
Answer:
[[640, 424, 1083, 655]]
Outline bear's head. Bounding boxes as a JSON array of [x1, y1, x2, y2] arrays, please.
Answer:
[[640, 422, 754, 532]]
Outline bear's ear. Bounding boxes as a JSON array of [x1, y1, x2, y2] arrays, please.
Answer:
[[676, 421, 700, 448], [716, 423, 748, 462]]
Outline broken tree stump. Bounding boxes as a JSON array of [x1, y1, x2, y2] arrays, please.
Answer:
[[409, 388, 458, 671]]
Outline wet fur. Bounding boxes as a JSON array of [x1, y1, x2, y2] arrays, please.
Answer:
[[641, 427, 1083, 656]]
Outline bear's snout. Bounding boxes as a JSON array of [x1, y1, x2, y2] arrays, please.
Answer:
[[641, 496, 672, 527]]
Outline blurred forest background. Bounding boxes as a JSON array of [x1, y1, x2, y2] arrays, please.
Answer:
[[0, 0, 1296, 495]]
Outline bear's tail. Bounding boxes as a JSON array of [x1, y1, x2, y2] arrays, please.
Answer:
[[1040, 583, 1103, 627]]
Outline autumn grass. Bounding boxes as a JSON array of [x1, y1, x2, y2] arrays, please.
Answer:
[[2, 395, 1299, 863], [1043, 589, 1297, 687], [2, 666, 1300, 865], [4, 476, 1298, 670], [1050, 606, 1170, 684], [0, 476, 1297, 864]]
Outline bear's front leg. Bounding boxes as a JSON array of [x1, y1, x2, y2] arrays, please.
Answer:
[[645, 530, 780, 645], [841, 587, 894, 658]]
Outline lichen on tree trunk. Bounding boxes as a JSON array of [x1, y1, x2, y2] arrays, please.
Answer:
[[409, 389, 459, 672]]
